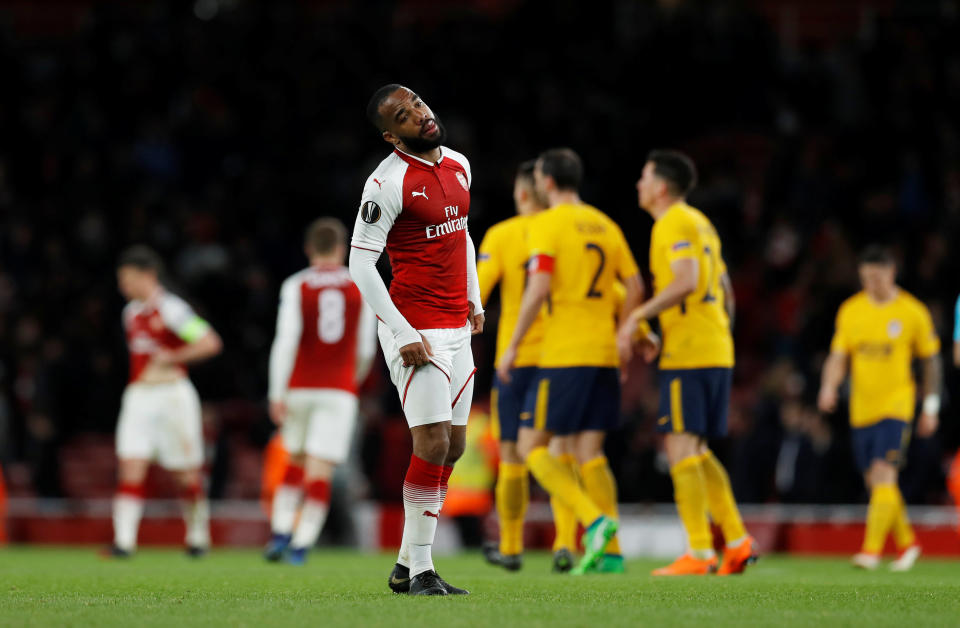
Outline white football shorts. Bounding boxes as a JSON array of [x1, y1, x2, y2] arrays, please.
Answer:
[[378, 321, 477, 428], [281, 388, 358, 464], [116, 378, 204, 470]]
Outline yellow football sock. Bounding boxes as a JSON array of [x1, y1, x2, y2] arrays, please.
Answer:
[[495, 462, 528, 556], [890, 486, 916, 550], [550, 454, 580, 552], [670, 455, 712, 553], [699, 450, 747, 545], [526, 446, 602, 526], [580, 455, 621, 555], [863, 484, 898, 554]]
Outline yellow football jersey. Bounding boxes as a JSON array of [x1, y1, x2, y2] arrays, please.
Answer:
[[477, 214, 544, 367], [649, 202, 734, 369], [830, 290, 940, 427], [527, 203, 640, 368]]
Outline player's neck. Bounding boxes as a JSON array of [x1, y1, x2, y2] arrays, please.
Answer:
[[517, 203, 545, 216], [649, 196, 682, 220], [396, 143, 442, 165], [310, 255, 342, 268], [866, 286, 898, 305], [547, 190, 581, 207]]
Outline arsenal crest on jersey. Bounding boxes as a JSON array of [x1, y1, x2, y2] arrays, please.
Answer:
[[455, 171, 468, 191]]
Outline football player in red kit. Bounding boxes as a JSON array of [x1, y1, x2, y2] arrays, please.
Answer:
[[264, 218, 377, 564], [109, 246, 223, 557], [349, 84, 483, 596]]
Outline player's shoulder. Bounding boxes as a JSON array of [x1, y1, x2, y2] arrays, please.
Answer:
[[364, 152, 407, 191], [441, 146, 471, 177], [280, 267, 312, 291], [838, 292, 868, 317], [157, 289, 195, 321], [895, 289, 932, 317]]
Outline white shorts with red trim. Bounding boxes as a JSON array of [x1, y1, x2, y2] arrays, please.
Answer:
[[282, 388, 358, 463], [378, 321, 476, 428], [116, 379, 203, 470]]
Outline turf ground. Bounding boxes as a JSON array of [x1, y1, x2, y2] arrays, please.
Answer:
[[1, 548, 959, 627]]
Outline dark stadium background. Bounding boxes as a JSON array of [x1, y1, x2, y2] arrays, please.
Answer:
[[1, 0, 958, 512]]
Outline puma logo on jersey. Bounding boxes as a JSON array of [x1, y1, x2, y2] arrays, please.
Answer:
[[373, 178, 385, 189], [658, 416, 670, 426], [423, 510, 439, 519], [412, 186, 429, 200]]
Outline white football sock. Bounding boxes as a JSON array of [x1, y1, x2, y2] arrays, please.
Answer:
[[182, 497, 211, 549], [271, 484, 303, 535], [113, 494, 144, 551], [291, 499, 329, 549]]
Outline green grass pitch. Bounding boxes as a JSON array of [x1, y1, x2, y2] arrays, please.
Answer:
[[1, 548, 959, 627]]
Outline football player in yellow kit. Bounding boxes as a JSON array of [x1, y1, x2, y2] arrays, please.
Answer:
[[499, 148, 655, 575], [478, 161, 580, 572], [818, 246, 941, 571], [619, 150, 756, 576]]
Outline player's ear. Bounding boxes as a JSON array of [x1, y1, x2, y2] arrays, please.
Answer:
[[381, 130, 399, 147]]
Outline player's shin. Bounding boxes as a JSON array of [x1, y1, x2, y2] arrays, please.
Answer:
[[580, 455, 621, 555], [402, 454, 445, 577], [863, 484, 899, 554], [526, 446, 603, 526], [496, 461, 529, 555], [670, 456, 713, 557], [291, 478, 331, 550], [891, 486, 916, 549], [699, 450, 747, 545], [113, 483, 145, 552], [181, 482, 210, 549], [271, 464, 305, 535]]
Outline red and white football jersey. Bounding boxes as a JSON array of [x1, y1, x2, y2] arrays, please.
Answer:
[[351, 146, 472, 330], [123, 289, 207, 383], [268, 265, 377, 398]]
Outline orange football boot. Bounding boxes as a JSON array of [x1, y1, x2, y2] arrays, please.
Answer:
[[717, 535, 758, 575], [651, 553, 718, 576]]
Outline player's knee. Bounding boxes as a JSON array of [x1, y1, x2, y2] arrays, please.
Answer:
[[867, 460, 897, 487], [500, 441, 523, 464], [446, 439, 466, 465], [412, 422, 451, 464]]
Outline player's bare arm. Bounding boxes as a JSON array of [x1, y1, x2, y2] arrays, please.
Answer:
[[468, 302, 485, 335], [953, 339, 960, 368], [917, 353, 942, 438], [497, 271, 550, 384], [817, 351, 848, 413], [152, 329, 223, 367], [622, 258, 698, 335], [721, 272, 735, 326], [616, 273, 659, 374]]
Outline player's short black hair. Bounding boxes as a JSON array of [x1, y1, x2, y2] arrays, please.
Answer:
[[515, 159, 536, 184], [305, 217, 347, 255], [117, 245, 164, 273], [366, 83, 403, 132], [859, 245, 895, 266], [537, 148, 583, 191], [647, 149, 698, 196]]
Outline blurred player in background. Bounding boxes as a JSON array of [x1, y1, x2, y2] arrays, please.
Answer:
[[477, 160, 582, 572], [350, 84, 482, 596], [109, 246, 223, 558], [264, 218, 376, 565], [499, 148, 648, 575], [818, 246, 941, 571], [620, 150, 756, 576]]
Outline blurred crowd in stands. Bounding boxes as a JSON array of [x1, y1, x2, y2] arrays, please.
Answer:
[[1, 0, 959, 507]]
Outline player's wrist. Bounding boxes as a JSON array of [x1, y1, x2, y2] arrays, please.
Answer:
[[923, 394, 940, 416]]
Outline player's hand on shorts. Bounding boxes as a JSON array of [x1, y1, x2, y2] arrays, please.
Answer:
[[468, 303, 485, 335], [269, 400, 288, 425], [817, 386, 837, 413], [917, 411, 939, 438], [400, 334, 433, 368], [496, 346, 517, 384], [639, 330, 661, 363]]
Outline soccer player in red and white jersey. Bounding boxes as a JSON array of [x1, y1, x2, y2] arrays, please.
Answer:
[[264, 218, 377, 564], [349, 84, 483, 596], [109, 246, 223, 558]]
